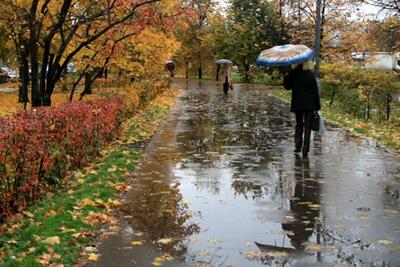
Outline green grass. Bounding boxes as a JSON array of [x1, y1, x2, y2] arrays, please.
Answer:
[[0, 100, 174, 267], [272, 89, 400, 154]]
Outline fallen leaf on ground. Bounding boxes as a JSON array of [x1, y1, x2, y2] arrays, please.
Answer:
[[23, 211, 34, 218], [378, 240, 393, 245], [266, 251, 288, 257], [158, 238, 175, 245], [244, 251, 263, 259], [152, 254, 174, 266], [132, 240, 144, 245], [43, 236, 61, 245], [77, 198, 96, 207], [45, 210, 57, 217], [88, 253, 100, 261]]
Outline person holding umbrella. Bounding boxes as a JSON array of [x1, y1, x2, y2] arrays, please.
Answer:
[[216, 59, 233, 94], [283, 61, 320, 158], [256, 44, 320, 158], [165, 60, 175, 78]]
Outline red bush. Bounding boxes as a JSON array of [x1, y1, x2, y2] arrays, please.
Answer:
[[0, 97, 125, 220]]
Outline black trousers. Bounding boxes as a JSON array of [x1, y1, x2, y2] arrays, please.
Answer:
[[223, 76, 229, 94], [295, 111, 313, 153]]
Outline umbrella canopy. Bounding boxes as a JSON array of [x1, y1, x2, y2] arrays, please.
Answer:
[[165, 60, 174, 65], [256, 44, 315, 67], [216, 59, 233, 65]]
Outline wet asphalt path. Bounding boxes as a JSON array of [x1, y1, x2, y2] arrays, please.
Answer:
[[89, 79, 400, 267]]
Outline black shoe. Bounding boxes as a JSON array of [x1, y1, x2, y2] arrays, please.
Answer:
[[294, 149, 301, 153], [302, 152, 308, 158]]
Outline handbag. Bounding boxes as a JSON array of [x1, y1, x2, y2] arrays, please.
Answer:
[[310, 111, 320, 131]]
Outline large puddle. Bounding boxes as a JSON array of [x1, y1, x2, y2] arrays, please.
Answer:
[[90, 79, 400, 267]]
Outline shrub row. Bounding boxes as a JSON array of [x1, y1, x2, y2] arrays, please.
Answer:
[[320, 63, 400, 123], [0, 97, 125, 221]]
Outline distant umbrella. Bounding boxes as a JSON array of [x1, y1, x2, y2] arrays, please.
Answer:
[[256, 44, 315, 67], [216, 59, 233, 65], [165, 60, 174, 65]]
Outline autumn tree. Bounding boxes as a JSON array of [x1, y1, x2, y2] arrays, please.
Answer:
[[176, 0, 215, 79], [366, 17, 400, 52], [0, 0, 165, 107], [68, 0, 185, 101], [226, 0, 282, 81]]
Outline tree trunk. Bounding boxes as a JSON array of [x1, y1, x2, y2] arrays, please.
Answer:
[[185, 61, 189, 79], [216, 64, 220, 81], [386, 93, 392, 121], [30, 41, 41, 107], [329, 88, 336, 107], [198, 54, 202, 79], [84, 71, 92, 94], [244, 63, 250, 82], [69, 71, 85, 101], [18, 53, 30, 108]]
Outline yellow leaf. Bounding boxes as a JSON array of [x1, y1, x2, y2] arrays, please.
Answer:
[[208, 239, 222, 244], [45, 210, 57, 217], [157, 238, 173, 245], [23, 211, 34, 218], [43, 236, 61, 245], [88, 253, 100, 261], [132, 240, 144, 245], [378, 240, 393, 245], [77, 198, 96, 207], [266, 251, 288, 257]]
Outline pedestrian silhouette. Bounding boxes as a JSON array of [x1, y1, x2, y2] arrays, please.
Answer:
[[283, 61, 321, 158]]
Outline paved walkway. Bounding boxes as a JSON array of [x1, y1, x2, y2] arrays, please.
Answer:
[[89, 79, 400, 267]]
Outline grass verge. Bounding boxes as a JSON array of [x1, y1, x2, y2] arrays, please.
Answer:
[[0, 88, 178, 267], [272, 89, 400, 155]]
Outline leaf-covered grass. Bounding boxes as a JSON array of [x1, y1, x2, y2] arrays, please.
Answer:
[[272, 89, 400, 155], [0, 89, 177, 267]]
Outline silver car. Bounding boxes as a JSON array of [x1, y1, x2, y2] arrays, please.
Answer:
[[0, 66, 18, 81]]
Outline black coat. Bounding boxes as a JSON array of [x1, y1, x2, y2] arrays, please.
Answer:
[[283, 69, 321, 112]]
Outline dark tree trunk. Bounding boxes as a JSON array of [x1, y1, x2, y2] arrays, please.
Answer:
[[386, 93, 392, 121], [84, 71, 92, 95], [244, 63, 250, 82], [104, 67, 108, 79], [69, 71, 85, 101], [29, 0, 41, 107], [216, 64, 220, 81], [185, 61, 189, 79], [18, 52, 30, 108], [329, 88, 336, 107], [198, 54, 202, 79], [30, 41, 41, 107]]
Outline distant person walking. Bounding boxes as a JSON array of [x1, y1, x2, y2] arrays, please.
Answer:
[[283, 61, 320, 158], [165, 60, 175, 78], [220, 64, 233, 94]]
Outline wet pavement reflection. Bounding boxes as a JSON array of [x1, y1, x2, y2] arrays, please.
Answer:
[[90, 79, 400, 267]]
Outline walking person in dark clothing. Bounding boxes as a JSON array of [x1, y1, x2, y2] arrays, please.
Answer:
[[283, 61, 321, 158]]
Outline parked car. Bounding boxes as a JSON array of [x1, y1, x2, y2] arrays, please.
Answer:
[[351, 52, 400, 72], [0, 66, 18, 81]]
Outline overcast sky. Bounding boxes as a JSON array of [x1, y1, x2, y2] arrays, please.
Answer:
[[216, 1, 384, 20]]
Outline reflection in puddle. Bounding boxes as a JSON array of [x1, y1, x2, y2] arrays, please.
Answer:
[[123, 180, 200, 258]]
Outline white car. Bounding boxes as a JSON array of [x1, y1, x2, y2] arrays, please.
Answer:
[[0, 66, 18, 81]]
